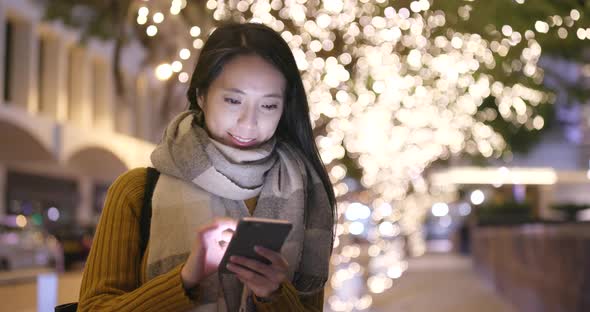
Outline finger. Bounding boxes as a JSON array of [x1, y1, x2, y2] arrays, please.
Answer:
[[222, 228, 235, 235], [233, 272, 279, 298], [199, 218, 237, 240], [235, 274, 247, 285], [254, 246, 289, 269], [220, 229, 234, 242], [215, 226, 236, 249], [226, 263, 265, 283], [196, 222, 220, 234], [231, 256, 287, 285], [213, 217, 238, 230], [212, 222, 236, 240], [233, 274, 267, 296], [199, 218, 236, 233], [230, 256, 274, 278], [197, 225, 222, 243]]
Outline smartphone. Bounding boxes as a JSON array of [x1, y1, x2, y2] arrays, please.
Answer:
[[219, 217, 292, 274]]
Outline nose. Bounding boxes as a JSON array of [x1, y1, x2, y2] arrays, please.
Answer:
[[237, 105, 257, 132]]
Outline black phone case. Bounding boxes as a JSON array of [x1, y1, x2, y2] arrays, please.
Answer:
[[219, 218, 292, 274]]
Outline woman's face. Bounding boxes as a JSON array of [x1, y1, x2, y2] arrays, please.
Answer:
[[198, 54, 286, 149]]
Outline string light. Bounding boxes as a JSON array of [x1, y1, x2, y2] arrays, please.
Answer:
[[170, 0, 183, 15], [193, 39, 204, 49], [146, 25, 158, 36], [179, 48, 191, 60], [155, 63, 173, 80], [535, 21, 549, 33], [171, 61, 183, 72], [190, 26, 201, 37], [138, 7, 149, 16], [570, 9, 581, 21], [137, 15, 147, 25], [153, 12, 164, 24], [178, 72, 189, 83]]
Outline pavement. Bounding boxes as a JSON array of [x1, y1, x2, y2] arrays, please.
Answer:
[[365, 253, 517, 312], [1, 269, 82, 312], [0, 267, 54, 285]]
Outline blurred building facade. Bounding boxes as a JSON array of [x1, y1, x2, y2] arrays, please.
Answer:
[[0, 0, 166, 229]]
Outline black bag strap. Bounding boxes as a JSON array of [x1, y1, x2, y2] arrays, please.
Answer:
[[54, 302, 77, 312], [140, 167, 160, 256]]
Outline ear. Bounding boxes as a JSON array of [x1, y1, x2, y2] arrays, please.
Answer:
[[197, 93, 205, 110]]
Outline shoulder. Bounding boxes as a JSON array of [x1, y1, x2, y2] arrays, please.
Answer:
[[110, 167, 149, 193], [89, 168, 153, 233], [105, 168, 150, 215]]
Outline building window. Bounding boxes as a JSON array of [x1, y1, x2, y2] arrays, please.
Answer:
[[3, 20, 14, 103], [38, 36, 46, 112], [66, 46, 75, 121], [93, 183, 109, 215], [92, 60, 100, 125], [6, 171, 78, 228]]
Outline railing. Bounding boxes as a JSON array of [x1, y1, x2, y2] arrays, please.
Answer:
[[471, 222, 590, 312]]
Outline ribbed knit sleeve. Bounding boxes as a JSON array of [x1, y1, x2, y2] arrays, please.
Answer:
[[253, 281, 324, 311], [78, 168, 196, 312]]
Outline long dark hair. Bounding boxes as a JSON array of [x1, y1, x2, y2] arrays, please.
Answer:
[[187, 22, 336, 227]]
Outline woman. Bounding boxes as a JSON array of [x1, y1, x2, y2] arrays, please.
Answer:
[[78, 22, 336, 312]]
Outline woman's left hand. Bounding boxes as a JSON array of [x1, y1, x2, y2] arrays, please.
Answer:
[[226, 246, 288, 299]]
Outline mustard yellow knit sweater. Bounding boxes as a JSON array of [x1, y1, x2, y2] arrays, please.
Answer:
[[78, 168, 324, 311]]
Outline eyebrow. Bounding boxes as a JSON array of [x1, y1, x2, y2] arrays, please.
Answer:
[[223, 88, 283, 99]]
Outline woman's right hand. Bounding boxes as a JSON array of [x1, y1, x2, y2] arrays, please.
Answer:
[[180, 218, 237, 288]]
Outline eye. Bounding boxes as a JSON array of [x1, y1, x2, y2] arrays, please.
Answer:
[[224, 97, 241, 105], [262, 103, 279, 110]]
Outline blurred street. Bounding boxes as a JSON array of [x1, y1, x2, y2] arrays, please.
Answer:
[[1, 269, 82, 312], [367, 253, 516, 312]]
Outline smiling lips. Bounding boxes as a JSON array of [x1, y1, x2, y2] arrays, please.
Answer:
[[229, 133, 257, 147]]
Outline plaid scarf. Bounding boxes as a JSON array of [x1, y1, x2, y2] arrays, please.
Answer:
[[147, 111, 333, 311]]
